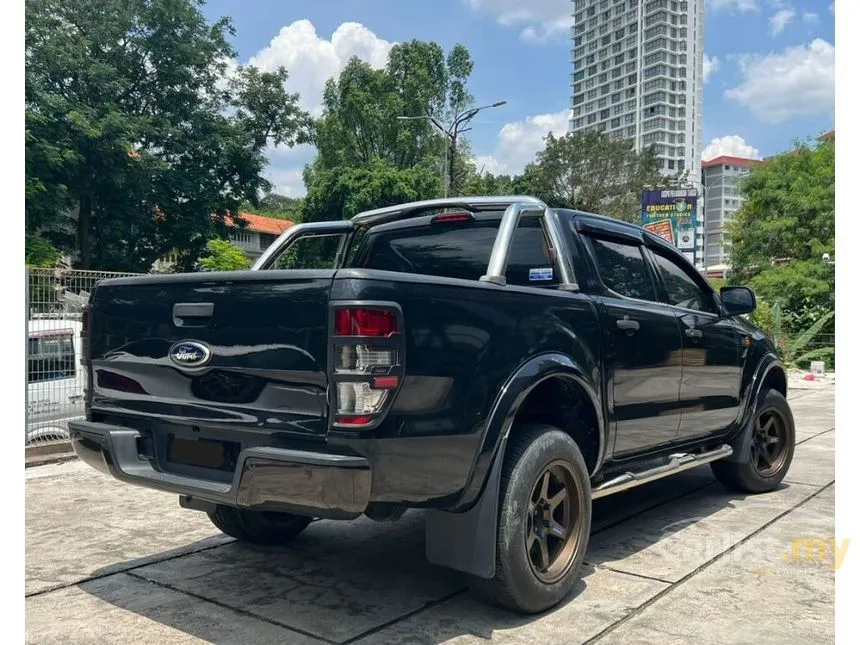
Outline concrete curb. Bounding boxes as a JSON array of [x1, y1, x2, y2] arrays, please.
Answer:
[[25, 452, 78, 468], [25, 441, 76, 468]]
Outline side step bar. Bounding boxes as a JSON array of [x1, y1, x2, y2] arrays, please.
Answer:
[[592, 444, 733, 499]]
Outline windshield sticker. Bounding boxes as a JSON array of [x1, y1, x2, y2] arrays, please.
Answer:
[[529, 267, 554, 282]]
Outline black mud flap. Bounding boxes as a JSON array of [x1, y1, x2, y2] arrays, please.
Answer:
[[424, 437, 506, 579]]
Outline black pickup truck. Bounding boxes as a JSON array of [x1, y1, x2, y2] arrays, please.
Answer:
[[70, 195, 795, 614]]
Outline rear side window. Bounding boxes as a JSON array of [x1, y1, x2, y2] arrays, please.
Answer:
[[586, 237, 656, 301], [354, 219, 558, 287], [28, 332, 76, 383], [269, 234, 343, 270]]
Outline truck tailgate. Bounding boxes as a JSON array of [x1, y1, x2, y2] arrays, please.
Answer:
[[87, 270, 336, 439]]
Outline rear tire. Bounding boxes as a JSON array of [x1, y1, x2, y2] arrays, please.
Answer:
[[711, 388, 795, 494], [208, 506, 313, 545], [469, 424, 592, 614]]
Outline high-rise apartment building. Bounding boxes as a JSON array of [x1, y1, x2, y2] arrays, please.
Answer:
[[570, 0, 705, 180], [700, 155, 761, 272]]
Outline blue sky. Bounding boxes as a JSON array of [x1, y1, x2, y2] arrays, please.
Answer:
[[202, 0, 835, 196]]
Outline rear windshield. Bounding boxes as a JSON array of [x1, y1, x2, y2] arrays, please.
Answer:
[[352, 219, 558, 286]]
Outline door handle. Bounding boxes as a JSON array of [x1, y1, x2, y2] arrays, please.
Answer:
[[616, 319, 640, 333], [685, 328, 703, 339], [173, 302, 214, 327]]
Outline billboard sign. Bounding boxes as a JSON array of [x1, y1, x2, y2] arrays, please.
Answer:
[[641, 189, 698, 263]]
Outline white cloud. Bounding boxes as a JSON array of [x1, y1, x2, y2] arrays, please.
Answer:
[[725, 39, 834, 123], [465, 0, 571, 43], [768, 8, 796, 36], [703, 54, 721, 83], [263, 143, 316, 197], [474, 109, 570, 175], [241, 21, 395, 197], [701, 135, 762, 161], [802, 11, 819, 24], [247, 20, 394, 117], [706, 0, 758, 12]]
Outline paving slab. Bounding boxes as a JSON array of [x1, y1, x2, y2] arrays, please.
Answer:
[[352, 566, 668, 645], [596, 491, 836, 645], [25, 573, 321, 645], [133, 513, 463, 643], [585, 480, 820, 583], [785, 430, 835, 487], [26, 464, 231, 595]]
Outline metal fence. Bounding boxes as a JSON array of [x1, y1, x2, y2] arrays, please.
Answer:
[[26, 268, 141, 446]]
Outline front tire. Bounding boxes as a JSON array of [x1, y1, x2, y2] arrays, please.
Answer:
[[208, 506, 313, 545], [469, 424, 592, 614], [711, 388, 795, 493]]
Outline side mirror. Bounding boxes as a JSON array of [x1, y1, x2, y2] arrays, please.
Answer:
[[720, 286, 756, 316]]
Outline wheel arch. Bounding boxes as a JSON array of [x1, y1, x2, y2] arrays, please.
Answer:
[[725, 355, 788, 463], [425, 352, 604, 578]]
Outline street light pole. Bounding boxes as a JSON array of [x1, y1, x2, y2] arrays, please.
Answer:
[[397, 100, 507, 198]]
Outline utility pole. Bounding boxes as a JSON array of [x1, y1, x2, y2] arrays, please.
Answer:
[[398, 100, 506, 198]]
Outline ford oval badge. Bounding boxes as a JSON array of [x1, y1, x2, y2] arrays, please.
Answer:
[[169, 341, 212, 368]]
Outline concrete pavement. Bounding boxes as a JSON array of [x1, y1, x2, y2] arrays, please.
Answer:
[[25, 387, 836, 644]]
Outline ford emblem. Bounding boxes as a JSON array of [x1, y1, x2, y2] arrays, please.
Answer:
[[169, 341, 212, 368]]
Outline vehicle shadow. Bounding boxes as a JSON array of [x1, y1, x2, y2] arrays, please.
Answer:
[[78, 467, 793, 644]]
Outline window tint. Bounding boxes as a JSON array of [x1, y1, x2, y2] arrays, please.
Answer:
[[355, 219, 558, 287], [587, 237, 656, 301], [651, 251, 717, 313], [28, 333, 76, 383]]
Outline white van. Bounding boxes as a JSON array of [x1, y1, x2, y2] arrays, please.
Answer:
[[26, 318, 85, 445]]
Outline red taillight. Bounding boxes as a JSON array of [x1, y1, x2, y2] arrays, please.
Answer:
[[334, 308, 398, 337], [331, 306, 400, 428], [431, 211, 474, 224], [335, 415, 375, 426]]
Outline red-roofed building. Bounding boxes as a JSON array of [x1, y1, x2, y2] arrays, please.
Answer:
[[154, 211, 294, 272], [224, 212, 294, 261]]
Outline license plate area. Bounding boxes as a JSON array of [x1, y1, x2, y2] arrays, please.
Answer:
[[167, 435, 239, 472]]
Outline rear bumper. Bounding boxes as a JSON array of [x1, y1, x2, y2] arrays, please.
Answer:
[[68, 420, 371, 520]]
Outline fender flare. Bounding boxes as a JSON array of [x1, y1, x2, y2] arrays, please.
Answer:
[[724, 354, 786, 464], [425, 352, 604, 579]]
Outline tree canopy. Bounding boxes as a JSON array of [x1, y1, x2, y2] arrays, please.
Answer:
[[25, 0, 310, 272], [512, 131, 665, 222], [728, 136, 835, 334], [301, 40, 478, 223]]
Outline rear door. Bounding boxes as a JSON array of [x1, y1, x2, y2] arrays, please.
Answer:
[[578, 232, 685, 457], [646, 245, 742, 440]]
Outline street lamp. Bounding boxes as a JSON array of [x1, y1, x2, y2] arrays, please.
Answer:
[[397, 100, 507, 198], [688, 175, 724, 273]]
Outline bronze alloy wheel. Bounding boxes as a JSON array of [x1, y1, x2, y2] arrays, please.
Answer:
[[750, 408, 790, 478], [525, 460, 585, 584]]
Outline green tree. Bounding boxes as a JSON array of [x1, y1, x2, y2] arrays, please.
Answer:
[[304, 40, 477, 220], [302, 157, 440, 223], [25, 0, 310, 272], [198, 239, 251, 272], [728, 136, 835, 335], [25, 235, 62, 267], [241, 191, 303, 222], [518, 131, 664, 221]]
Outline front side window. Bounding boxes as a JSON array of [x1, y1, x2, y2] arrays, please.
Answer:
[[587, 237, 656, 301], [651, 250, 717, 313]]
